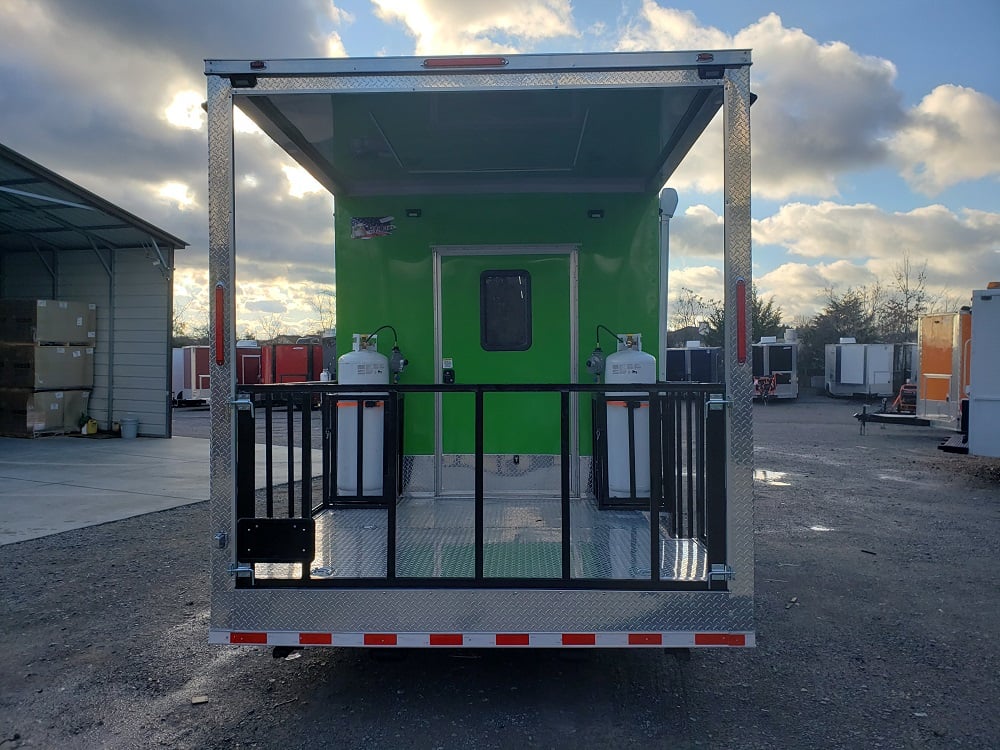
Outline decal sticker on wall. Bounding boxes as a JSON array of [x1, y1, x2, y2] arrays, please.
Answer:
[[351, 216, 396, 239]]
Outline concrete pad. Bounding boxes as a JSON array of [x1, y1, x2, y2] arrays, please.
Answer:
[[0, 436, 322, 546]]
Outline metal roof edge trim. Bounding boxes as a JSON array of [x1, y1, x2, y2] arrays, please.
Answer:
[[0, 142, 189, 250], [205, 49, 752, 77]]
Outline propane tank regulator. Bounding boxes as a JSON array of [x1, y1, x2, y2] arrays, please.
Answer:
[[586, 346, 606, 383], [588, 325, 626, 382], [389, 345, 408, 384], [366, 325, 408, 384]]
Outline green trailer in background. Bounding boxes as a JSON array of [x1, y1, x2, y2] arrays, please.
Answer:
[[205, 51, 756, 650]]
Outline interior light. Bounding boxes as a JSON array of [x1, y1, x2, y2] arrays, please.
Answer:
[[587, 209, 604, 219], [405, 208, 422, 218], [422, 56, 508, 68], [229, 74, 258, 88], [698, 66, 725, 80]]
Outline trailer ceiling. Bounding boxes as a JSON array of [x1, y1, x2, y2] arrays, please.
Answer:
[[232, 71, 727, 196]]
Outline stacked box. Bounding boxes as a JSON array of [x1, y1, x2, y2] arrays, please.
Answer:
[[0, 299, 97, 437], [0, 344, 95, 389], [0, 299, 97, 344], [0, 389, 91, 437]]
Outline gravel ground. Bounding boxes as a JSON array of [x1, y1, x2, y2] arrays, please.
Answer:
[[2, 394, 998, 749]]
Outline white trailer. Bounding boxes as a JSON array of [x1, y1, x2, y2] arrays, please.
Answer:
[[172, 345, 210, 405], [825, 340, 895, 398], [752, 332, 798, 400], [204, 51, 755, 651], [968, 286, 1000, 457]]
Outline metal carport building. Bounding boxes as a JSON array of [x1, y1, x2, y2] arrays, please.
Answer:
[[0, 143, 187, 437]]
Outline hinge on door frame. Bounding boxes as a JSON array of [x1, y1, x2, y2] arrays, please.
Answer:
[[710, 564, 735, 581], [228, 564, 255, 583], [706, 393, 731, 412], [230, 396, 254, 417]]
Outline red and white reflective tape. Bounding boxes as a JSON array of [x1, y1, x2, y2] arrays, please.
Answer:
[[210, 630, 754, 648]]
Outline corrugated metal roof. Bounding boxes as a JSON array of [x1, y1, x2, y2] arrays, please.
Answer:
[[0, 142, 187, 255]]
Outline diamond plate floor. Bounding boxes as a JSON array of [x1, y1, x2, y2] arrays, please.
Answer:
[[255, 495, 708, 582]]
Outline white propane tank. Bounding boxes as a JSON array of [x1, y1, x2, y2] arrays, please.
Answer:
[[605, 337, 657, 498], [336, 336, 389, 496]]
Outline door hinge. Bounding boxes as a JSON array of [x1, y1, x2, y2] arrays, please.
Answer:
[[228, 564, 255, 583], [214, 531, 228, 549], [710, 564, 735, 581]]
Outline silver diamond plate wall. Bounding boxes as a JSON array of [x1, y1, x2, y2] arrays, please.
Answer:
[[723, 66, 755, 611], [207, 53, 755, 637], [207, 74, 238, 628]]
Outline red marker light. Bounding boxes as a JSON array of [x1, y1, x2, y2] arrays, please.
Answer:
[[696, 53, 715, 62], [736, 278, 747, 364], [214, 283, 225, 366], [422, 56, 508, 68]]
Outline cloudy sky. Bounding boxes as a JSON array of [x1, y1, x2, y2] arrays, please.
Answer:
[[2, 0, 998, 334]]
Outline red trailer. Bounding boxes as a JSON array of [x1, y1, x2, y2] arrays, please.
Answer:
[[260, 343, 323, 384], [235, 341, 262, 386]]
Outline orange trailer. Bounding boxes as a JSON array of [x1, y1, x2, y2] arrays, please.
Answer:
[[916, 311, 971, 428]]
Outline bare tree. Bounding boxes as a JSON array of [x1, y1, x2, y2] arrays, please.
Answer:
[[669, 287, 713, 331], [877, 252, 931, 342], [308, 290, 337, 332], [256, 313, 284, 343], [172, 295, 209, 342]]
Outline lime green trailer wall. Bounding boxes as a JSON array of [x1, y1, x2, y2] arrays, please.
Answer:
[[335, 191, 659, 455]]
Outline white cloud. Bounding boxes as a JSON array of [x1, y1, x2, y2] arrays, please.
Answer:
[[671, 204, 725, 259], [325, 31, 348, 57], [668, 265, 724, 304], [755, 261, 877, 318], [752, 202, 1000, 316], [371, 0, 577, 54], [753, 201, 1000, 268], [618, 2, 729, 50], [622, 7, 904, 200], [890, 85, 1000, 195]]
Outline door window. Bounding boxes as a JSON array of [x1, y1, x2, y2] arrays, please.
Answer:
[[480, 270, 531, 351]]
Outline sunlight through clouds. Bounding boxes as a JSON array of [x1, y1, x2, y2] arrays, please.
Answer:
[[281, 165, 324, 198], [372, 0, 577, 54], [156, 181, 197, 211], [164, 90, 204, 130]]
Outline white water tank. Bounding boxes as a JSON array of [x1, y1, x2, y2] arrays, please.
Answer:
[[605, 342, 657, 498], [336, 341, 389, 496]]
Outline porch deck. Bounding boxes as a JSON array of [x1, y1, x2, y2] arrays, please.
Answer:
[[254, 494, 709, 582]]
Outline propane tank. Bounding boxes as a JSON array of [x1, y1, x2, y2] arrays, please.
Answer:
[[336, 335, 389, 496], [605, 335, 656, 498]]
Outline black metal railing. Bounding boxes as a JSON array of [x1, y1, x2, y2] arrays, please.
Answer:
[[233, 382, 728, 591]]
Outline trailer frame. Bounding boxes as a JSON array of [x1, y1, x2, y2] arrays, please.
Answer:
[[205, 50, 754, 648]]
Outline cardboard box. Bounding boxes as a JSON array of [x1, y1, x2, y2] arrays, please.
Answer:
[[61, 389, 91, 430], [0, 344, 95, 389], [0, 388, 91, 437], [0, 299, 97, 344]]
